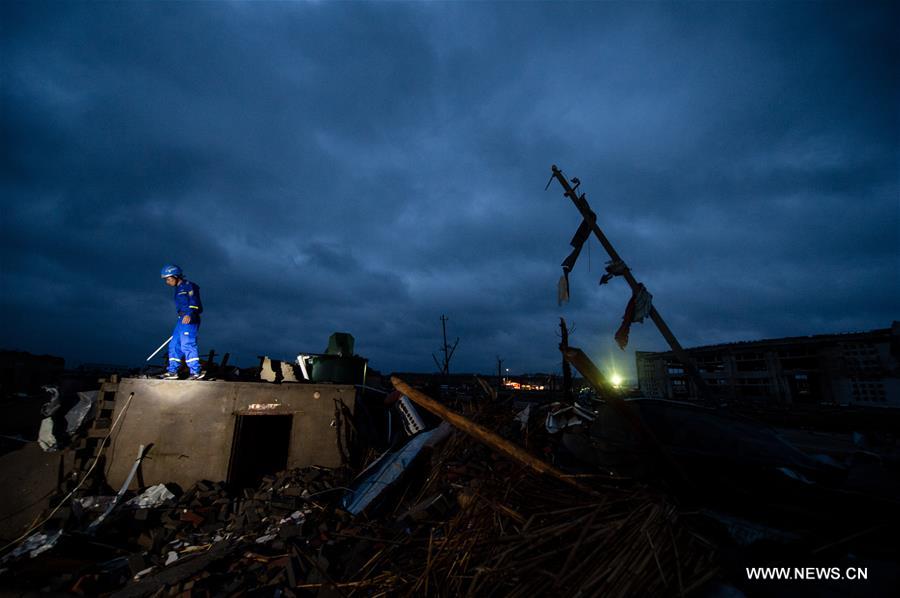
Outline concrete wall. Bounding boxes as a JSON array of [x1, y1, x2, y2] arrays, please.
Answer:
[[105, 378, 355, 489]]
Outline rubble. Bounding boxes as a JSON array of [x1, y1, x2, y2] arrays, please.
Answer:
[[33, 386, 99, 454], [126, 484, 176, 509], [0, 529, 62, 564], [4, 370, 893, 595], [65, 390, 98, 435], [0, 386, 720, 596], [342, 422, 453, 515]]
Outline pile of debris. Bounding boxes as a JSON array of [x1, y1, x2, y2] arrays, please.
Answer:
[[1, 388, 718, 597], [337, 430, 718, 597], [3, 466, 352, 594]]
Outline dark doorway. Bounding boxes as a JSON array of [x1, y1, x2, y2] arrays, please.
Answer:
[[228, 415, 293, 489]]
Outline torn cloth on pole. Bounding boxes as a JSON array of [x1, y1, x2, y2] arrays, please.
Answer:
[[599, 259, 628, 286], [557, 273, 570, 305], [614, 284, 653, 350], [558, 212, 596, 305]]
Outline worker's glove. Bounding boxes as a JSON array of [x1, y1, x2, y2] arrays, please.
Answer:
[[182, 315, 191, 324]]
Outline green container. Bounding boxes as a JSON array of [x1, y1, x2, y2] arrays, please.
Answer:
[[326, 332, 355, 356], [309, 354, 367, 385]]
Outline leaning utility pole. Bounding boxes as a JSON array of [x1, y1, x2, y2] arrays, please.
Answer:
[[549, 165, 710, 401], [432, 314, 459, 375]]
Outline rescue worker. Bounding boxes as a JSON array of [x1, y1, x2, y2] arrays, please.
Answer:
[[160, 264, 205, 380]]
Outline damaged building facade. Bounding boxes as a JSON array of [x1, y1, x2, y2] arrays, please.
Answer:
[[636, 322, 900, 406], [104, 379, 355, 491]]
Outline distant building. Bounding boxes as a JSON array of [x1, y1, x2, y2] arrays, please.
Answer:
[[635, 322, 900, 407]]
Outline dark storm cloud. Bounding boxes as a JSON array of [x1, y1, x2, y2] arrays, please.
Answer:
[[1, 1, 897, 378]]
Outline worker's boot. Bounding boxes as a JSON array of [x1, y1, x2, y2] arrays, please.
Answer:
[[160, 371, 180, 380], [188, 372, 206, 380]]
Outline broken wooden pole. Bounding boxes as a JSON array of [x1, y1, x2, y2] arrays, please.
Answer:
[[562, 347, 617, 402], [391, 376, 593, 494], [550, 165, 711, 402]]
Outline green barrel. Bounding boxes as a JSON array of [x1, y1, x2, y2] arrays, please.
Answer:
[[308, 354, 367, 385]]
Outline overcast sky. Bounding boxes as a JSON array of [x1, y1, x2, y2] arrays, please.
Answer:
[[2, 1, 897, 378]]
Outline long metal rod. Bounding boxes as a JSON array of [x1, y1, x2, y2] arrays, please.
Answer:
[[550, 165, 710, 400], [146, 335, 173, 362]]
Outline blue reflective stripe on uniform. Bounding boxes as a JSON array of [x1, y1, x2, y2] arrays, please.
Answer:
[[170, 280, 202, 375]]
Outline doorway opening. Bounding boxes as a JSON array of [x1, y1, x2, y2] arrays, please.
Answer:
[[228, 414, 293, 489]]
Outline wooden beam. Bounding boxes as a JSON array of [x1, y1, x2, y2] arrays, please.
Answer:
[[564, 347, 642, 427], [391, 376, 592, 494]]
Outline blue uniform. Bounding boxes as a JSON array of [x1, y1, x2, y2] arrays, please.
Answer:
[[167, 280, 203, 375]]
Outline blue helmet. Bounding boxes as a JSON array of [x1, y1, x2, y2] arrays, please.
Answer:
[[160, 264, 182, 279]]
